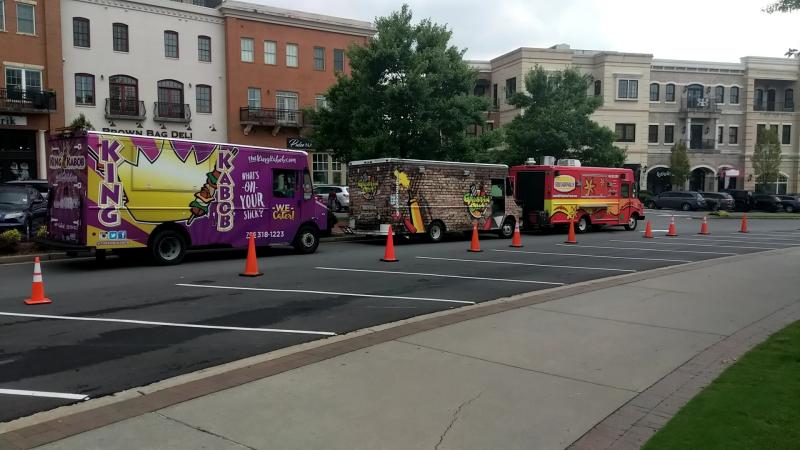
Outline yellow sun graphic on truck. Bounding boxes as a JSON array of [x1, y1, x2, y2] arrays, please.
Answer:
[[583, 178, 596, 196], [553, 204, 578, 220]]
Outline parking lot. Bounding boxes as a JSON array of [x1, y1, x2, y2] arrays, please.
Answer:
[[0, 213, 798, 423]]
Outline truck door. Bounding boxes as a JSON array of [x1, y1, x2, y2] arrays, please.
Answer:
[[490, 178, 505, 228], [269, 168, 300, 244], [620, 182, 631, 223]]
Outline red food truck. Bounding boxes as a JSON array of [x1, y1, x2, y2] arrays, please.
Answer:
[[511, 160, 645, 233]]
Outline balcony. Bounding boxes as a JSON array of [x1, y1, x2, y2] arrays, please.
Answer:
[[0, 88, 57, 114], [753, 101, 795, 113], [240, 107, 303, 135], [680, 138, 718, 153], [153, 102, 191, 123], [105, 98, 146, 121], [680, 97, 721, 117]]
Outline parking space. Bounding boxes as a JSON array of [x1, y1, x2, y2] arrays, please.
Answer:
[[0, 214, 798, 422]]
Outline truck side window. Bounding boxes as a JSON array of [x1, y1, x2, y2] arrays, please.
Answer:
[[302, 169, 312, 200], [505, 177, 514, 196], [621, 183, 630, 198], [273, 169, 297, 198]]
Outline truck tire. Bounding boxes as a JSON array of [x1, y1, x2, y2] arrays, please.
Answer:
[[293, 225, 320, 254], [576, 215, 590, 234], [149, 229, 186, 265], [498, 218, 515, 239], [624, 215, 639, 231], [427, 220, 446, 243]]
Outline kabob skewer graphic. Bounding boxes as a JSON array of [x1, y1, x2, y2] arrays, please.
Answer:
[[187, 147, 239, 226]]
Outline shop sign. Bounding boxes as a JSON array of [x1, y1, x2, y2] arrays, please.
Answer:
[[101, 127, 193, 139], [0, 116, 27, 126], [287, 137, 314, 150]]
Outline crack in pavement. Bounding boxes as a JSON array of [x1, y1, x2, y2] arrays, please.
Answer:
[[155, 412, 258, 450], [434, 391, 482, 450]]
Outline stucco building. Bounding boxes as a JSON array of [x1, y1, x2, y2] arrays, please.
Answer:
[[0, 0, 64, 181]]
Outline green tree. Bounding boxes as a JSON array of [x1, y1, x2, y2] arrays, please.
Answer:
[[753, 128, 783, 193], [501, 66, 626, 167], [307, 5, 497, 162], [764, 0, 800, 57], [69, 113, 94, 130], [669, 141, 691, 190]]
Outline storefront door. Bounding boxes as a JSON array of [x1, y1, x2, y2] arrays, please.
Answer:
[[0, 130, 36, 182]]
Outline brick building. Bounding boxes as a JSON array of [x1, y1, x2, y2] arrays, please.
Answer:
[[0, 0, 64, 181]]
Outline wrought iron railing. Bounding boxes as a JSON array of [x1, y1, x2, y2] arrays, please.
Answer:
[[153, 102, 191, 122], [753, 101, 794, 112], [239, 107, 303, 127], [0, 88, 57, 113], [105, 98, 146, 120]]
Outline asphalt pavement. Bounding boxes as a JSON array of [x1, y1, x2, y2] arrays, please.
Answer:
[[0, 212, 797, 426]]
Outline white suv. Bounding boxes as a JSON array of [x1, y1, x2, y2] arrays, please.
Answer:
[[313, 185, 349, 212]]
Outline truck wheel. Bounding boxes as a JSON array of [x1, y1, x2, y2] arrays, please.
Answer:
[[293, 225, 319, 254], [576, 216, 590, 234], [624, 215, 639, 231], [149, 229, 186, 265], [498, 218, 514, 239], [427, 220, 446, 243]]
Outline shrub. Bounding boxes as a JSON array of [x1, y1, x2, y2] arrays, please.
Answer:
[[0, 229, 22, 251], [710, 210, 730, 217], [35, 225, 47, 239]]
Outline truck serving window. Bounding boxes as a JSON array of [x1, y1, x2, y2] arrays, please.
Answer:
[[273, 169, 297, 198]]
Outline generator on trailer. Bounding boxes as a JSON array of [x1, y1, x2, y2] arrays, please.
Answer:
[[347, 158, 520, 241]]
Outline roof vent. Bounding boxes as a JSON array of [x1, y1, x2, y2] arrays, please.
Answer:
[[524, 158, 537, 166], [556, 159, 581, 167]]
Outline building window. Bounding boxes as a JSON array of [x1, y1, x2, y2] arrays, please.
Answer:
[[648, 125, 658, 144], [505, 77, 516, 99], [333, 48, 344, 72], [196, 84, 211, 113], [0, 1, 5, 32], [331, 159, 343, 185], [156, 79, 185, 118], [785, 89, 794, 110], [5, 67, 41, 96], [312, 153, 329, 184], [313, 47, 325, 71], [594, 80, 601, 96], [665, 83, 675, 102], [286, 43, 298, 67], [664, 125, 675, 144], [649, 83, 659, 102], [247, 87, 260, 108], [615, 123, 636, 142], [617, 79, 638, 99], [73, 18, 90, 48], [315, 94, 328, 110], [164, 31, 179, 58], [761, 173, 789, 195], [264, 40, 276, 65], [728, 126, 738, 144], [109, 75, 139, 115], [197, 35, 211, 62], [756, 124, 767, 143], [276, 91, 299, 123], [717, 126, 724, 144], [240, 37, 254, 63], [74, 73, 95, 106], [714, 86, 724, 104], [16, 3, 34, 35], [492, 83, 498, 109], [113, 23, 129, 52], [730, 86, 740, 104], [782, 124, 791, 145]]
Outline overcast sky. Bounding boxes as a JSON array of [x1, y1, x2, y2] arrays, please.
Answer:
[[248, 0, 798, 63]]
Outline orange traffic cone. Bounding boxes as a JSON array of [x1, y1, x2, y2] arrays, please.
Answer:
[[24, 257, 51, 305], [740, 214, 749, 233], [468, 223, 482, 252], [699, 216, 710, 235], [565, 220, 577, 244], [381, 225, 399, 262], [239, 233, 263, 277], [667, 216, 677, 237], [510, 221, 523, 248], [643, 220, 654, 238]]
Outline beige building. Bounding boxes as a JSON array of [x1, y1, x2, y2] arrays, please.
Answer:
[[470, 44, 800, 195]]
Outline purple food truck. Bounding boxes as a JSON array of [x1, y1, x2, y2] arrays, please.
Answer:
[[45, 130, 329, 264]]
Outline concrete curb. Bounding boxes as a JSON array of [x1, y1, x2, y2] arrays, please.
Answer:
[[0, 246, 794, 449], [0, 252, 70, 264]]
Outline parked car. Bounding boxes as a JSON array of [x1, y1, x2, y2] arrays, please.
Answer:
[[752, 194, 784, 212], [776, 195, 800, 213], [3, 179, 50, 200], [646, 191, 707, 211], [699, 192, 735, 211], [313, 185, 349, 212], [0, 186, 48, 239], [722, 189, 754, 211]]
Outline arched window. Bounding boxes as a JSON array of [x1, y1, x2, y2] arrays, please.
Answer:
[[109, 75, 139, 116], [686, 84, 704, 108], [755, 88, 764, 110], [767, 88, 776, 111], [594, 80, 602, 96], [157, 79, 185, 118], [785, 89, 794, 112], [73, 17, 90, 48], [665, 83, 675, 102], [113, 23, 129, 52], [649, 83, 660, 102], [196, 84, 211, 114], [715, 86, 724, 104], [730, 86, 740, 104]]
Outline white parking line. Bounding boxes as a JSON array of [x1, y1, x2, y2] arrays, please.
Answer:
[[177, 283, 475, 305], [0, 312, 337, 336], [558, 244, 736, 255], [416, 256, 635, 273], [694, 235, 800, 243], [608, 239, 777, 250], [316, 267, 564, 286], [493, 249, 691, 263], [649, 237, 792, 246], [0, 388, 89, 401], [722, 233, 800, 241]]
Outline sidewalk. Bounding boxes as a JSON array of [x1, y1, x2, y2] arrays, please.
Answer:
[[6, 247, 800, 450]]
